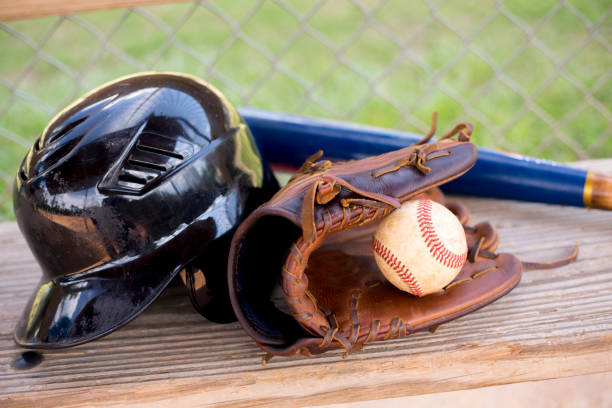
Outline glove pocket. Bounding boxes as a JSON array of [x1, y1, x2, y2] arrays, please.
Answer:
[[305, 246, 522, 348]]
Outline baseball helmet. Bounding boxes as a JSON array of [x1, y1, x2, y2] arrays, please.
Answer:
[[13, 72, 278, 348]]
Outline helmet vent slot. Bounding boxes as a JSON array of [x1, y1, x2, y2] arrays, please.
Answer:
[[136, 143, 184, 160], [128, 159, 167, 172], [30, 136, 82, 178], [118, 173, 147, 185], [99, 132, 196, 195], [46, 116, 87, 146]]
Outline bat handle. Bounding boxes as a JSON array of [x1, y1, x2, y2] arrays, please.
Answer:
[[584, 171, 612, 210]]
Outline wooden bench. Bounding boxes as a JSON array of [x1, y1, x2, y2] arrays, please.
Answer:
[[1, 160, 611, 407]]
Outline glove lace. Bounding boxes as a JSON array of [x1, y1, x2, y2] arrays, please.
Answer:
[[302, 176, 401, 243], [290, 150, 332, 182], [375, 112, 472, 178]]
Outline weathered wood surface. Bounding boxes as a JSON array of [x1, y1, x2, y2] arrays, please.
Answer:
[[1, 160, 612, 408], [0, 0, 187, 22]]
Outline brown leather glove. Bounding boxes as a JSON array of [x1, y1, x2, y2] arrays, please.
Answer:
[[227, 120, 575, 360]]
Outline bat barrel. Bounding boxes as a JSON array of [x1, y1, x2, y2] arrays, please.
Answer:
[[239, 107, 420, 168], [240, 108, 608, 210], [440, 149, 588, 208]]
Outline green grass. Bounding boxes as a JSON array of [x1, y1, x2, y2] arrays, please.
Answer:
[[1, 0, 611, 220]]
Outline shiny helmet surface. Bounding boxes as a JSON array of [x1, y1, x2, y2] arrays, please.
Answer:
[[13, 72, 278, 348]]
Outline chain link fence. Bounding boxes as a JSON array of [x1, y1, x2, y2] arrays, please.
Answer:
[[1, 0, 612, 220]]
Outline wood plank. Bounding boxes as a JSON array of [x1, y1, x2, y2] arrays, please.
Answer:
[[0, 0, 188, 22], [1, 159, 612, 407]]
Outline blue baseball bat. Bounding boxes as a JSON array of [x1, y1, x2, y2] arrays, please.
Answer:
[[239, 108, 612, 210]]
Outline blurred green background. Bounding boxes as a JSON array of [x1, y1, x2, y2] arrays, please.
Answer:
[[1, 0, 611, 220]]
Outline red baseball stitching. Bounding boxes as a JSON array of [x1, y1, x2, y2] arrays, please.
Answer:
[[416, 199, 467, 269], [372, 237, 423, 296]]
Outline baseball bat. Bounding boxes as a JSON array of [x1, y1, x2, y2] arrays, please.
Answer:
[[239, 108, 612, 211]]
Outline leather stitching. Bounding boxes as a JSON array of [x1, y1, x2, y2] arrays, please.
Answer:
[[371, 237, 423, 296], [365, 320, 380, 343], [282, 267, 299, 285], [318, 306, 352, 354], [296, 312, 313, 322], [443, 266, 498, 291], [284, 203, 391, 352], [305, 290, 318, 310], [416, 198, 467, 269]]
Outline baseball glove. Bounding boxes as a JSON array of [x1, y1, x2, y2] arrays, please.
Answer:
[[228, 117, 577, 361]]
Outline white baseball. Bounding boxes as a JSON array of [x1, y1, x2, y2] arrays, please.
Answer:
[[372, 198, 467, 296]]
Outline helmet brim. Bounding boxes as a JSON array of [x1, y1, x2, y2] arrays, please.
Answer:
[[14, 263, 180, 349]]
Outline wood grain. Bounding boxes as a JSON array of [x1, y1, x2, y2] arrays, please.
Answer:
[[1, 159, 612, 407], [0, 0, 188, 22]]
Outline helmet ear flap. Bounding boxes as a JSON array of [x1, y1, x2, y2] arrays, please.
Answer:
[[181, 230, 237, 324], [182, 164, 281, 324]]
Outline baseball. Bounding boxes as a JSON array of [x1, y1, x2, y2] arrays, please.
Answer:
[[372, 198, 468, 296]]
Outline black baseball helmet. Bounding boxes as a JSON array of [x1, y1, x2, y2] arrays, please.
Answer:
[[13, 72, 278, 348]]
